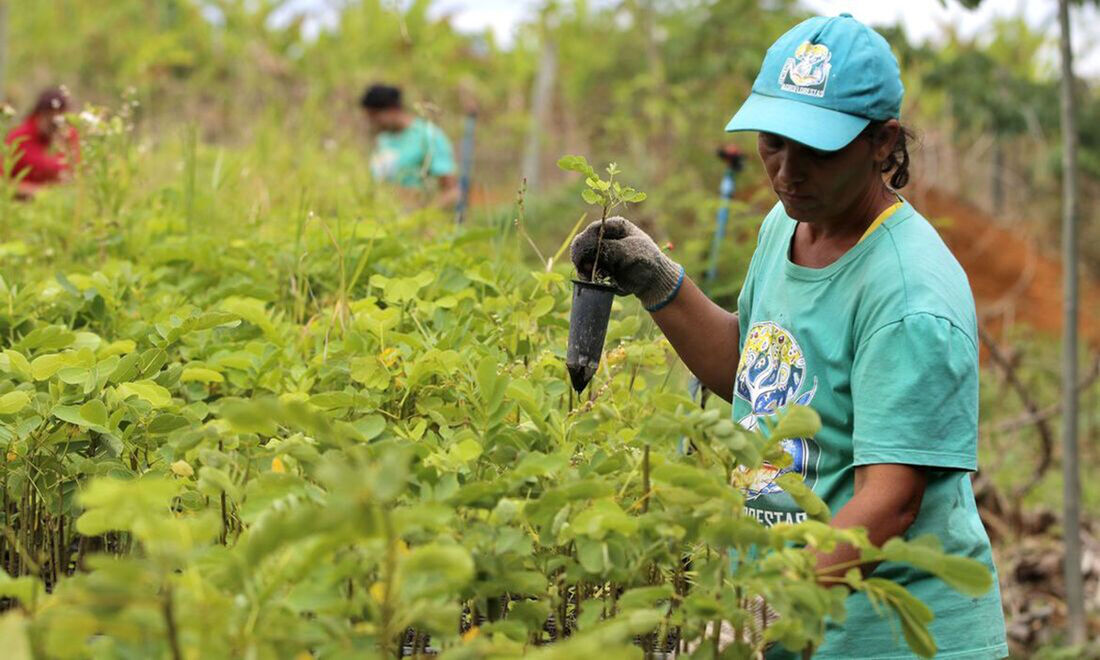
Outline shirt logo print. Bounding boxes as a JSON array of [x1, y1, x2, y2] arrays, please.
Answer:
[[735, 321, 819, 502]]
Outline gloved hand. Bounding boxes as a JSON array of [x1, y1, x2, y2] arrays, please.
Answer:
[[569, 216, 686, 311]]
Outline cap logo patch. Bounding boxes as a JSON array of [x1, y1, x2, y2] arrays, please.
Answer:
[[779, 41, 831, 98]]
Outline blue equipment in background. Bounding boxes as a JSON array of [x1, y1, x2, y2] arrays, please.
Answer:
[[705, 145, 744, 284], [455, 111, 477, 224]]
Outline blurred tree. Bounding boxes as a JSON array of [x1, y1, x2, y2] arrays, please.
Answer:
[[536, 0, 802, 212], [923, 19, 1055, 215], [0, 0, 7, 100], [1055, 0, 1085, 646], [522, 11, 557, 191], [952, 0, 1090, 646]]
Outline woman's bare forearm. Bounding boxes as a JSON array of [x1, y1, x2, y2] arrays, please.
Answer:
[[649, 277, 740, 401], [815, 464, 927, 582]]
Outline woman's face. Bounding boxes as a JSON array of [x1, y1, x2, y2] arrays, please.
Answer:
[[757, 122, 897, 223], [34, 110, 66, 141]]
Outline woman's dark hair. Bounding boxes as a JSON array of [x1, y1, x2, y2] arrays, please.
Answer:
[[360, 84, 402, 111], [861, 120, 915, 189], [30, 86, 70, 117]]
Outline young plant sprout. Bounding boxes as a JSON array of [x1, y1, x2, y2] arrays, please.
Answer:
[[558, 155, 647, 393], [557, 155, 647, 284]]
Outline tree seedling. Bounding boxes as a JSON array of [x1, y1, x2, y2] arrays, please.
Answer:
[[557, 155, 647, 283], [558, 155, 647, 393]]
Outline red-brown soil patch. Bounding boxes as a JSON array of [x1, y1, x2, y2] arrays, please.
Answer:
[[911, 188, 1100, 348]]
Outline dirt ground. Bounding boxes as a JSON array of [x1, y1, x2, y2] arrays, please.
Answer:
[[910, 188, 1100, 349]]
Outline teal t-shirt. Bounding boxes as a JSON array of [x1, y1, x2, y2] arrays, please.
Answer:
[[734, 201, 1008, 659], [370, 118, 456, 189]]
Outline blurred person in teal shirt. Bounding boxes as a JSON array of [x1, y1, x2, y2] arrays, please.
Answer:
[[360, 84, 459, 208]]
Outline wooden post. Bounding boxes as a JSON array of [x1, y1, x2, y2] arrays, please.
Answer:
[[522, 35, 556, 192], [1056, 0, 1085, 646]]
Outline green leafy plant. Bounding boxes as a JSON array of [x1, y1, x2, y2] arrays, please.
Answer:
[[557, 155, 647, 283], [0, 100, 998, 660]]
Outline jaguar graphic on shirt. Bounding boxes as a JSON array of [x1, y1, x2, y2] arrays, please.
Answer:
[[734, 321, 819, 521]]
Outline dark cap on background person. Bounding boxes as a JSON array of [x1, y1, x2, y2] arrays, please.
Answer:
[[360, 84, 403, 111]]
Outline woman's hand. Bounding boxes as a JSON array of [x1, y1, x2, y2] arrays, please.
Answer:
[[571, 216, 741, 401], [570, 216, 685, 310]]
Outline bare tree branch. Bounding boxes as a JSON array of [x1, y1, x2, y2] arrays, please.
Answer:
[[977, 325, 1055, 500], [986, 356, 1100, 434]]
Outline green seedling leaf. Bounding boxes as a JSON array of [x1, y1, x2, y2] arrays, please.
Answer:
[[17, 325, 75, 352], [76, 477, 180, 536], [702, 517, 771, 549], [512, 451, 568, 480], [451, 437, 482, 462], [354, 414, 386, 440], [774, 472, 831, 522], [617, 584, 675, 611], [0, 610, 32, 659], [396, 544, 475, 601], [525, 611, 663, 659], [117, 380, 173, 408], [72, 331, 101, 352], [507, 600, 552, 633], [180, 367, 224, 383], [108, 353, 141, 383], [309, 391, 356, 410], [219, 297, 278, 339], [30, 353, 68, 381], [189, 310, 240, 331], [51, 404, 110, 434], [863, 577, 936, 658], [221, 399, 280, 435], [2, 351, 32, 380], [878, 535, 993, 597], [0, 570, 43, 607], [57, 367, 90, 385], [770, 405, 821, 440], [568, 498, 638, 540], [479, 620, 528, 642], [148, 413, 191, 434], [575, 537, 609, 574], [476, 356, 509, 420], [199, 466, 242, 502], [0, 391, 30, 415], [78, 400, 109, 428], [556, 154, 596, 178], [98, 339, 136, 358]]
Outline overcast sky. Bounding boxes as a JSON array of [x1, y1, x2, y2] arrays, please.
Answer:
[[280, 0, 1100, 76]]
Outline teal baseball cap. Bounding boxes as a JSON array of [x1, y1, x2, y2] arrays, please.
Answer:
[[725, 13, 904, 151]]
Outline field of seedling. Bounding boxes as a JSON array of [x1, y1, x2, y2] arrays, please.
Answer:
[[1, 1, 1099, 658], [0, 101, 1003, 657]]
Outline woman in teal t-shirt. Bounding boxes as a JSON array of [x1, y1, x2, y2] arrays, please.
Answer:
[[570, 14, 1007, 660]]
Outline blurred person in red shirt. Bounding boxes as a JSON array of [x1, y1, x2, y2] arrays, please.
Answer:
[[3, 87, 80, 198]]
